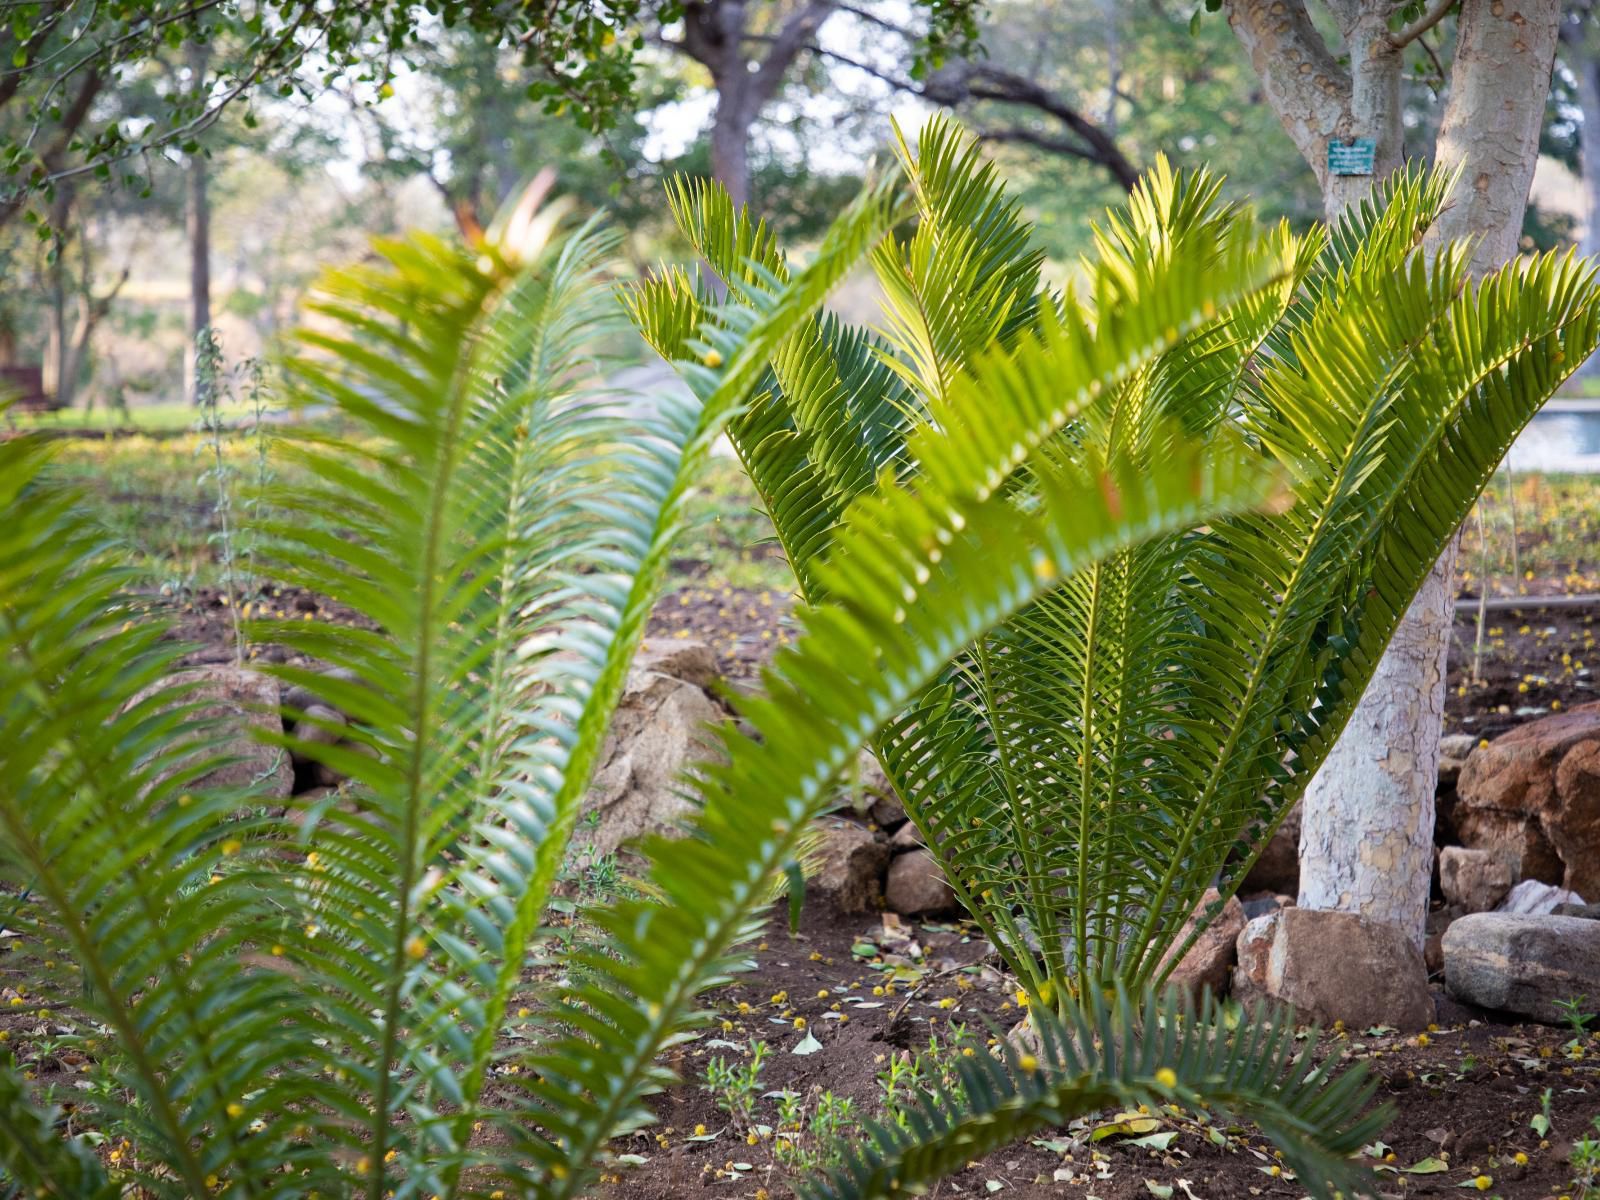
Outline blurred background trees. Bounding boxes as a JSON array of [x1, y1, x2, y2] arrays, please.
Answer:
[[0, 0, 1592, 414]]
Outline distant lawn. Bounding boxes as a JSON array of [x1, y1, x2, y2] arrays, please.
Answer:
[[6, 402, 262, 434]]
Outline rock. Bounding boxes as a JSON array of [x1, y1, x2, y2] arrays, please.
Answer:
[[1158, 889, 1246, 1001], [1241, 801, 1300, 897], [1497, 878, 1586, 916], [290, 704, 347, 789], [631, 637, 721, 691], [1456, 702, 1600, 897], [890, 821, 924, 851], [578, 658, 726, 859], [127, 665, 293, 800], [1424, 933, 1445, 975], [1231, 908, 1433, 1032], [1437, 733, 1479, 788], [1442, 912, 1600, 1024], [809, 818, 890, 913], [1554, 902, 1600, 920], [1439, 847, 1518, 913], [885, 849, 957, 916], [1240, 894, 1282, 920], [283, 666, 361, 717]]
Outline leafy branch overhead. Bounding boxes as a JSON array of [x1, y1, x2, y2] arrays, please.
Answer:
[[0, 0, 985, 224]]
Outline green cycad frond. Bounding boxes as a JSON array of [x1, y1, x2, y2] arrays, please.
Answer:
[[802, 988, 1385, 1200], [647, 121, 1600, 1036], [522, 362, 1277, 1200], [0, 439, 320, 1197]]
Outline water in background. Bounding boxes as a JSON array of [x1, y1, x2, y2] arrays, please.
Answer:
[[1512, 403, 1600, 474]]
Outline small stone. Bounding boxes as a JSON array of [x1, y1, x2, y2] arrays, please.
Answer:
[[1437, 733, 1479, 788], [890, 821, 924, 851], [1439, 847, 1518, 913], [1231, 908, 1433, 1032], [1497, 878, 1586, 915], [809, 818, 890, 913], [885, 849, 957, 916], [1158, 888, 1246, 1001], [631, 637, 720, 691], [1443, 912, 1600, 1024], [1241, 801, 1300, 896], [1553, 902, 1600, 920]]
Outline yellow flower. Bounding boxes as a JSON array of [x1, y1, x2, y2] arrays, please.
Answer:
[[1018, 1054, 1039, 1072], [220, 839, 243, 856], [227, 1102, 244, 1118], [1513, 1152, 1528, 1165], [406, 936, 427, 960], [694, 1124, 707, 1136], [702, 349, 723, 368], [793, 1017, 806, 1029], [1473, 1176, 1492, 1191], [1154, 1067, 1178, 1089]]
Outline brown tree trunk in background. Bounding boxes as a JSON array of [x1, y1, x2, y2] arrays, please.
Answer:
[[184, 41, 212, 406], [44, 187, 74, 407], [1227, 0, 1561, 951], [679, 0, 838, 211]]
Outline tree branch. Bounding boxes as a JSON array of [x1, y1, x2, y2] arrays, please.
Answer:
[[750, 0, 837, 103], [1222, 0, 1351, 169], [1389, 0, 1457, 49]]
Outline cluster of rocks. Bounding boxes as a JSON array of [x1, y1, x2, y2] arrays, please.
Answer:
[[1217, 704, 1600, 1031], [568, 637, 956, 916], [154, 637, 1600, 1031]]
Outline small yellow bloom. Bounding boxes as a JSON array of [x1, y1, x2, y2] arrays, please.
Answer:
[[1513, 1152, 1528, 1165], [220, 839, 243, 857], [694, 1124, 707, 1137], [1154, 1067, 1178, 1089], [1018, 1053, 1039, 1072], [702, 349, 724, 368], [1473, 1176, 1492, 1191], [794, 1017, 806, 1029], [227, 1102, 244, 1118], [406, 936, 427, 959]]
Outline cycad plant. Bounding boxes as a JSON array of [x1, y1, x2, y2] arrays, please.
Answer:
[[0, 128, 1568, 1199], [631, 120, 1600, 1016]]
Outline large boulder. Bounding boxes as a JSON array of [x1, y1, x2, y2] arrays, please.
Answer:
[[128, 665, 293, 800], [1443, 912, 1600, 1024], [578, 643, 726, 859], [809, 818, 890, 913], [1158, 888, 1246, 1001], [1240, 801, 1300, 896], [885, 849, 958, 916], [1455, 702, 1600, 897], [1232, 908, 1433, 1031], [1439, 846, 1518, 913]]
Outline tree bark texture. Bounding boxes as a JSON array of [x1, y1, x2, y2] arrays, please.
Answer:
[[1228, 0, 1560, 948], [185, 41, 212, 406], [679, 0, 837, 210]]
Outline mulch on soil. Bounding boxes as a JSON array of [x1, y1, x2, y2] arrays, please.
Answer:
[[603, 899, 1600, 1200], [6, 570, 1600, 1197]]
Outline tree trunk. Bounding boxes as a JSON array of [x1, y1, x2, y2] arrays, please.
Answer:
[[1571, 13, 1600, 377], [710, 92, 755, 210], [1580, 54, 1600, 262], [184, 41, 212, 406], [1229, 0, 1561, 950]]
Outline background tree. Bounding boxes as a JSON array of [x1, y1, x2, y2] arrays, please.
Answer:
[[1220, 0, 1562, 960]]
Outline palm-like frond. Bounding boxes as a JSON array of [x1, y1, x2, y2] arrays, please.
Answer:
[[642, 120, 1600, 1035], [803, 988, 1385, 1200]]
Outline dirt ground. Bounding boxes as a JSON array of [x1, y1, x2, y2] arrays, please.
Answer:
[[602, 900, 1600, 1200], [5, 571, 1600, 1197]]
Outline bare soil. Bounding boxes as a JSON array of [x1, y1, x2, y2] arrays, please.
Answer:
[[5, 578, 1600, 1197]]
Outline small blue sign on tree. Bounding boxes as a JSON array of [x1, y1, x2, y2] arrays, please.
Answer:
[[1327, 138, 1377, 176]]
